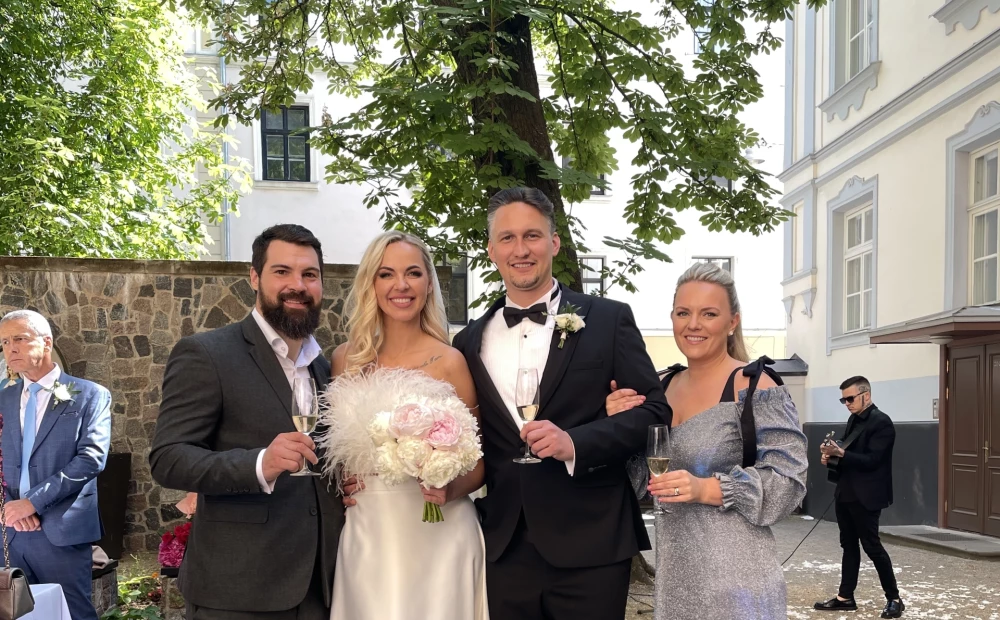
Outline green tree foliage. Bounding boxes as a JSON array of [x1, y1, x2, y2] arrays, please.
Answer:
[[175, 0, 822, 296], [0, 0, 251, 258]]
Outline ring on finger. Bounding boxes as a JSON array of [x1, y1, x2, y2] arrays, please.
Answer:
[[674, 487, 680, 496]]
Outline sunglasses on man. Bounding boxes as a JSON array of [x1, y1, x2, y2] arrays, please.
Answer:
[[839, 392, 866, 405]]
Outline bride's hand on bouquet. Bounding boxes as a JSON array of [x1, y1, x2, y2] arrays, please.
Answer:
[[605, 380, 645, 416], [341, 474, 365, 507], [420, 484, 449, 506], [649, 469, 718, 505]]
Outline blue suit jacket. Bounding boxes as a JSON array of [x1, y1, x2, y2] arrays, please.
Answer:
[[1, 370, 112, 547]]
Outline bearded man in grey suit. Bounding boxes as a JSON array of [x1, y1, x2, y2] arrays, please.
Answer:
[[150, 224, 344, 620]]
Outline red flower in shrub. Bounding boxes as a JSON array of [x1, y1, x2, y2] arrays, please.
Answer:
[[158, 522, 192, 568]]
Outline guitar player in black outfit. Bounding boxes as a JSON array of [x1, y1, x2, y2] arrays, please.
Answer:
[[814, 376, 904, 618]]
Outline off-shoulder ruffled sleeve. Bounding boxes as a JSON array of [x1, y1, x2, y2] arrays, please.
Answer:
[[715, 387, 808, 527]]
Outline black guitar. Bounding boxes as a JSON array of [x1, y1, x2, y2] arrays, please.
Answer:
[[821, 431, 842, 483]]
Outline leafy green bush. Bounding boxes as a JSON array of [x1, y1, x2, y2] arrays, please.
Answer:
[[100, 574, 164, 620]]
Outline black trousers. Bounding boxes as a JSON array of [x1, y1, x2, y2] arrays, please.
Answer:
[[486, 515, 632, 620], [836, 500, 899, 601]]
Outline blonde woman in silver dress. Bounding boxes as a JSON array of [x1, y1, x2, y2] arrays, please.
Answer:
[[607, 262, 808, 619]]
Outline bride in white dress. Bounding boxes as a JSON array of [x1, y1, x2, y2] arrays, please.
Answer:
[[324, 231, 488, 620]]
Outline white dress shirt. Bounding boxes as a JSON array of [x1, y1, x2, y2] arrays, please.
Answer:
[[480, 280, 576, 474], [20, 364, 61, 433], [251, 308, 323, 492]]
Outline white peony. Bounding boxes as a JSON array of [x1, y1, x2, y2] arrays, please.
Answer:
[[367, 411, 393, 446], [395, 436, 432, 478], [555, 313, 586, 332], [456, 433, 483, 469], [420, 449, 467, 489], [373, 443, 408, 486]]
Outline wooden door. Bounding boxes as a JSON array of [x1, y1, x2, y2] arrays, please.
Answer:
[[986, 345, 1000, 537], [948, 345, 985, 533]]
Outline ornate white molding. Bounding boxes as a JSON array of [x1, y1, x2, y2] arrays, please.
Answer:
[[783, 296, 795, 324], [963, 100, 1000, 135], [820, 61, 882, 122], [933, 0, 1000, 34], [801, 288, 817, 319]]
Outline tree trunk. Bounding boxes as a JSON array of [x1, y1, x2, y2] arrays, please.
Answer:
[[451, 11, 584, 292]]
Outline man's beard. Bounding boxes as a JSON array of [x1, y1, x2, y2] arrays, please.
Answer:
[[259, 290, 322, 340]]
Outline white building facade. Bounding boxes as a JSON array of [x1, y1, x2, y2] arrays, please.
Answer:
[[781, 0, 1000, 534]]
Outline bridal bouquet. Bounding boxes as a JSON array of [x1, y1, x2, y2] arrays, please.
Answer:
[[318, 367, 482, 523]]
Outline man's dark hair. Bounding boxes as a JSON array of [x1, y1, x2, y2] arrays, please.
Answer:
[[251, 224, 324, 276], [487, 187, 558, 236], [840, 375, 871, 393]]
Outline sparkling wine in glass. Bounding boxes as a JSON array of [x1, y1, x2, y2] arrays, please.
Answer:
[[514, 368, 542, 464], [290, 377, 320, 477], [647, 424, 671, 514]]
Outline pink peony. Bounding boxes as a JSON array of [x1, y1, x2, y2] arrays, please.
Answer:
[[388, 403, 435, 438], [425, 412, 462, 448]]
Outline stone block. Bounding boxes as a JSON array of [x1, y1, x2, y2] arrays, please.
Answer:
[[180, 299, 191, 317], [173, 278, 193, 299], [44, 290, 65, 315], [154, 311, 169, 330], [111, 303, 127, 321], [203, 307, 229, 329], [134, 335, 152, 357], [138, 284, 155, 298], [114, 376, 149, 391], [103, 274, 125, 297], [152, 345, 171, 365], [181, 317, 195, 336], [91, 568, 117, 617], [132, 298, 153, 315], [155, 276, 171, 291], [218, 294, 249, 321], [113, 336, 134, 358], [229, 279, 256, 307], [64, 288, 78, 306], [83, 329, 107, 344], [97, 308, 108, 328]]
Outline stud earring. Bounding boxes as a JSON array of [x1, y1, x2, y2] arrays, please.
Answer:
[[728, 331, 734, 336]]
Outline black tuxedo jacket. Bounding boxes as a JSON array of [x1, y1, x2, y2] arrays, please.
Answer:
[[150, 315, 345, 612], [829, 404, 895, 511], [452, 286, 671, 568]]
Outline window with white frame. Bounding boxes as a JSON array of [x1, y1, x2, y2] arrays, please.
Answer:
[[693, 0, 714, 54], [834, 0, 875, 89], [694, 256, 733, 276], [261, 106, 311, 182], [579, 256, 607, 295], [970, 141, 1000, 305], [843, 205, 873, 332]]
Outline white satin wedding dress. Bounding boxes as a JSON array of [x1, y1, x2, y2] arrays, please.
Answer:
[[330, 475, 489, 619]]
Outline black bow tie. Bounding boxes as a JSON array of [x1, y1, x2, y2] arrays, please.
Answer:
[[503, 303, 548, 328]]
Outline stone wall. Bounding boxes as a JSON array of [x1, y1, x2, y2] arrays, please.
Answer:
[[0, 257, 450, 553]]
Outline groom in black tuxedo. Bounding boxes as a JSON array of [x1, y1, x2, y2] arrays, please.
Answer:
[[452, 187, 670, 620]]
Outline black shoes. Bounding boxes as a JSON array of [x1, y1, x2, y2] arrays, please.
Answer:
[[881, 599, 905, 618], [813, 597, 858, 611]]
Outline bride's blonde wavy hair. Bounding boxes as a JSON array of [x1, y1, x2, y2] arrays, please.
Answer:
[[343, 231, 450, 372]]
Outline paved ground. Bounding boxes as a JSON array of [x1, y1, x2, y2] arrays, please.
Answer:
[[627, 515, 1000, 619]]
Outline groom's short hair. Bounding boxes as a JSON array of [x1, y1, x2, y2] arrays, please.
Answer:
[[487, 187, 557, 236], [251, 224, 324, 277]]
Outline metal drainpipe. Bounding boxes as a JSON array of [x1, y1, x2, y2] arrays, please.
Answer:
[[219, 47, 232, 261]]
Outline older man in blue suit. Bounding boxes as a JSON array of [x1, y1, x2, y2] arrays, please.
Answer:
[[0, 309, 112, 620]]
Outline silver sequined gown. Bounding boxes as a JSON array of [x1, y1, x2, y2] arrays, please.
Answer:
[[653, 387, 808, 620]]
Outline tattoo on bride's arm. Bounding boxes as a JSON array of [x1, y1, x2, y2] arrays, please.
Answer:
[[418, 355, 443, 369]]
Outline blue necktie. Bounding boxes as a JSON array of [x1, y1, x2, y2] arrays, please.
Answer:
[[19, 383, 44, 498]]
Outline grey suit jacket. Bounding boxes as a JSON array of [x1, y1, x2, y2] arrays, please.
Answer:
[[149, 314, 344, 612]]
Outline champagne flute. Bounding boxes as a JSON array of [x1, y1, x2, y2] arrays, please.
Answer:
[[290, 377, 320, 477], [647, 424, 671, 514], [513, 368, 542, 464]]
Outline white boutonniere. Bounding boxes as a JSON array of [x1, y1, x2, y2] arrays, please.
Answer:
[[552, 303, 586, 349], [49, 381, 79, 405]]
